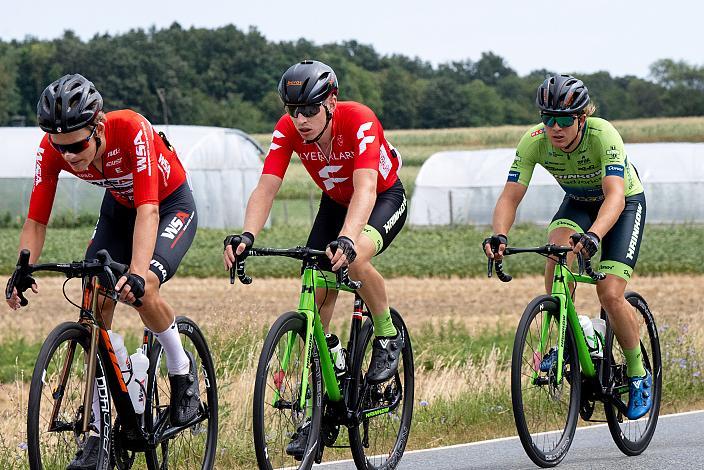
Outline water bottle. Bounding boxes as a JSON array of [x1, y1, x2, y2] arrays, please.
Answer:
[[578, 315, 600, 358], [325, 334, 346, 377], [108, 330, 132, 384], [591, 318, 606, 358], [128, 348, 149, 414]]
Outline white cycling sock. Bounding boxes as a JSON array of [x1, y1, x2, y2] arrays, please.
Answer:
[[153, 320, 190, 376]]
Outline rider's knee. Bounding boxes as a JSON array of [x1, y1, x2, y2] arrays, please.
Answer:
[[597, 285, 624, 312]]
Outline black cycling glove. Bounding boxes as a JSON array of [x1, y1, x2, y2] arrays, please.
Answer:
[[329, 236, 357, 264], [224, 232, 255, 255], [122, 273, 145, 299], [482, 234, 508, 255], [571, 232, 600, 258]]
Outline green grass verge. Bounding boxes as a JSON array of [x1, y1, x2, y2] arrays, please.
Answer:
[[1, 224, 701, 278]]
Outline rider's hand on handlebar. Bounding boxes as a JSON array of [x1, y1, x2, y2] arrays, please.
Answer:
[[5, 277, 38, 310], [223, 232, 255, 270], [327, 236, 357, 271], [483, 234, 508, 260], [569, 232, 600, 259], [115, 273, 145, 306]]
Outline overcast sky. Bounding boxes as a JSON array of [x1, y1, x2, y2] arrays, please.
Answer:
[[2, 0, 700, 79]]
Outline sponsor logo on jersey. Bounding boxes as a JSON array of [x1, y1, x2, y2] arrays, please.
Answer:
[[300, 151, 354, 162], [160, 211, 191, 240], [107, 148, 121, 158], [150, 259, 168, 282], [626, 203, 643, 260], [605, 164, 625, 177], [134, 128, 150, 174], [553, 170, 601, 180], [269, 130, 285, 151], [34, 147, 44, 186], [318, 165, 348, 190], [356, 122, 375, 155], [383, 194, 407, 234], [379, 146, 392, 179], [158, 154, 171, 184], [105, 157, 123, 167], [507, 170, 520, 182], [531, 128, 544, 137]]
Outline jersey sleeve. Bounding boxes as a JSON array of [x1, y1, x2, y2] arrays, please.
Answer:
[[127, 112, 160, 207], [597, 119, 628, 182], [27, 137, 61, 225], [262, 116, 294, 179], [349, 106, 383, 173], [508, 128, 541, 186]]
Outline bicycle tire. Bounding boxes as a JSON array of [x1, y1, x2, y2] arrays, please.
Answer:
[[253, 311, 322, 470], [27, 321, 112, 470], [144, 316, 219, 470], [511, 295, 581, 468], [348, 308, 414, 470], [604, 291, 662, 456]]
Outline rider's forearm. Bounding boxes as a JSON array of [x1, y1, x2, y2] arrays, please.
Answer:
[[589, 194, 625, 240], [131, 203, 159, 278], [242, 187, 276, 237], [492, 193, 519, 236], [339, 175, 376, 242], [19, 218, 47, 264]]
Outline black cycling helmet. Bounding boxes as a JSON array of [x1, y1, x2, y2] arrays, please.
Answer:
[[536, 74, 590, 115], [278, 60, 338, 106], [37, 74, 103, 134]]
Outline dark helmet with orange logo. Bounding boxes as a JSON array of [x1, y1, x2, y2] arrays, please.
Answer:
[[278, 60, 338, 106], [536, 74, 590, 115], [37, 73, 103, 134]]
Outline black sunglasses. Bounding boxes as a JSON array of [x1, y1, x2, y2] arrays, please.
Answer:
[[286, 103, 323, 118], [49, 126, 97, 154], [541, 114, 578, 128]]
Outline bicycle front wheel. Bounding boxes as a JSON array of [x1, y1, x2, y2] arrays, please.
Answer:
[[253, 311, 322, 470], [511, 296, 581, 468], [604, 291, 662, 455], [27, 322, 112, 470], [349, 308, 414, 470], [144, 316, 218, 470]]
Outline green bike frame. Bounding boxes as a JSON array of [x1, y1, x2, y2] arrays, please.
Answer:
[[275, 267, 356, 410], [538, 262, 600, 384]]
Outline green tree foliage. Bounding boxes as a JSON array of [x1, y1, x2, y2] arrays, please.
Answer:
[[1, 25, 703, 133]]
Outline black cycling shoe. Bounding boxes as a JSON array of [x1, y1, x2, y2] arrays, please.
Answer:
[[66, 435, 100, 470], [366, 333, 403, 384], [286, 420, 311, 461], [168, 350, 201, 426]]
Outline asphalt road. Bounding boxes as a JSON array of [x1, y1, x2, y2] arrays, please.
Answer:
[[314, 410, 704, 470]]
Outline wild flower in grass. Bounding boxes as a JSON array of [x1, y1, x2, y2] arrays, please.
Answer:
[[17, 443, 27, 451], [694, 371, 701, 378], [419, 400, 429, 407], [679, 358, 687, 369]]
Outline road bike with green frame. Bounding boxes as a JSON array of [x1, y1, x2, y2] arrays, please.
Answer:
[[228, 244, 414, 470], [487, 243, 661, 468]]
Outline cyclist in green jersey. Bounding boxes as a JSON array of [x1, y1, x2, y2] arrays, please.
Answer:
[[483, 74, 651, 420]]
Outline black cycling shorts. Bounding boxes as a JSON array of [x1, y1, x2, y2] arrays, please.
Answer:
[[85, 182, 198, 285], [548, 192, 646, 281], [306, 178, 407, 271]]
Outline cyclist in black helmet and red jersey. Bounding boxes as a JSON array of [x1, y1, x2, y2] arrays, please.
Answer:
[[223, 60, 407, 459]]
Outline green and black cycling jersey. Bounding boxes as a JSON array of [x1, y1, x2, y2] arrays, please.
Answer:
[[508, 117, 644, 201]]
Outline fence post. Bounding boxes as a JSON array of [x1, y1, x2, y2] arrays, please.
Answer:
[[448, 190, 454, 226]]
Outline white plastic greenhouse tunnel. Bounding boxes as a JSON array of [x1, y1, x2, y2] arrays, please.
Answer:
[[0, 125, 264, 228], [409, 143, 704, 226]]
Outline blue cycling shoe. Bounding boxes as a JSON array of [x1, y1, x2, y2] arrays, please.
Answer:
[[625, 370, 652, 420]]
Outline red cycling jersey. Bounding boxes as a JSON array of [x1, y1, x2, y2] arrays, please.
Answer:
[[28, 109, 187, 225], [262, 101, 401, 206]]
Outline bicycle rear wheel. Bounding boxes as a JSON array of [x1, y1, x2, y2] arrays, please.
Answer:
[[253, 311, 322, 470], [144, 316, 218, 469], [27, 322, 112, 470], [604, 292, 661, 455], [349, 308, 414, 470], [511, 296, 581, 468]]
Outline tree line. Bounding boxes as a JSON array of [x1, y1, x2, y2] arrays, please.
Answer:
[[0, 23, 703, 133]]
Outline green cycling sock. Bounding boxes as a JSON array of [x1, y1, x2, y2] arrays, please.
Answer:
[[623, 346, 646, 378], [372, 307, 397, 338]]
